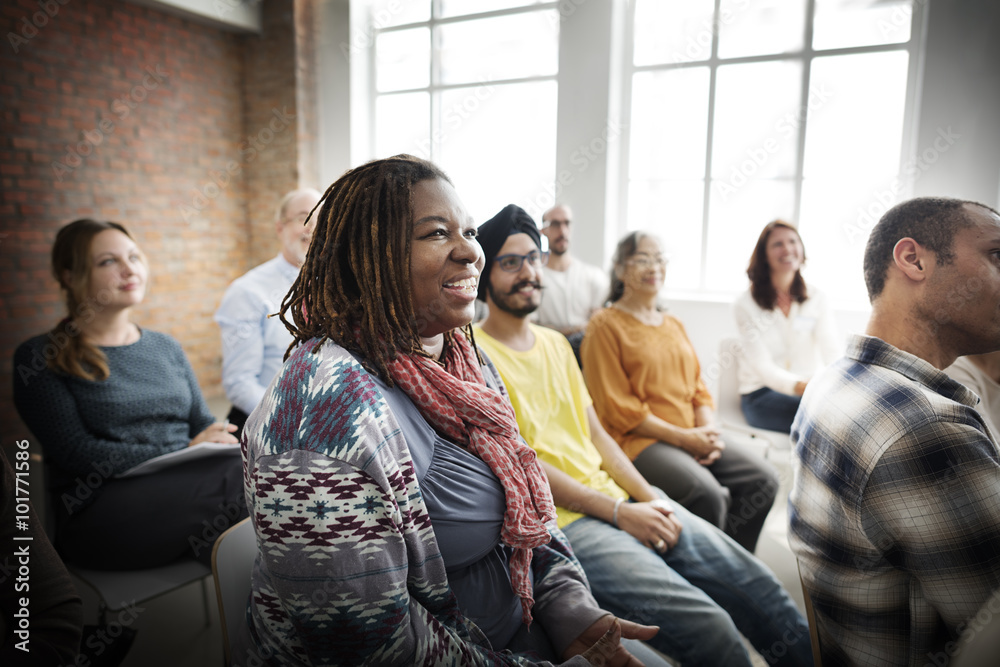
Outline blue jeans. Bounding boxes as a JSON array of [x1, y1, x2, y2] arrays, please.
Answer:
[[561, 502, 812, 667], [741, 387, 802, 433]]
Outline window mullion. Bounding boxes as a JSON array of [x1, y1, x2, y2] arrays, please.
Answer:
[[792, 0, 817, 225]]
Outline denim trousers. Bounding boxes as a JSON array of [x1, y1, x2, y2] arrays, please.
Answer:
[[561, 502, 813, 666], [741, 387, 802, 434]]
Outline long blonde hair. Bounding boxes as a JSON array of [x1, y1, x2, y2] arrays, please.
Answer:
[[49, 219, 144, 381]]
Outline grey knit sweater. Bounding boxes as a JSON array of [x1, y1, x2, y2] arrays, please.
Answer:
[[13, 329, 216, 500]]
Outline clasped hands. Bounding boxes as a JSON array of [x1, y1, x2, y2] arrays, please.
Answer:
[[615, 498, 682, 554], [678, 425, 724, 466]]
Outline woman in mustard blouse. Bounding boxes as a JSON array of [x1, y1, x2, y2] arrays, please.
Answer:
[[581, 232, 778, 553]]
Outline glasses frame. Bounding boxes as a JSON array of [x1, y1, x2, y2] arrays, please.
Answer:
[[494, 249, 550, 273]]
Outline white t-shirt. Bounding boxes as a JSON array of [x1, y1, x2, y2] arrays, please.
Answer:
[[945, 356, 1000, 437], [535, 258, 609, 332], [733, 287, 842, 396]]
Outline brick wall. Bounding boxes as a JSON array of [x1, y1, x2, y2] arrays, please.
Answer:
[[0, 0, 317, 450]]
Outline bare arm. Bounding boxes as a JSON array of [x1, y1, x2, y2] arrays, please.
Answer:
[[587, 407, 657, 503]]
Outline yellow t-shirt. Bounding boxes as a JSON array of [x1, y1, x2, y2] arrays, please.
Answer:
[[474, 324, 628, 528]]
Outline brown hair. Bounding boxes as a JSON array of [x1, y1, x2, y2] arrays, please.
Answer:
[[49, 219, 143, 381], [278, 154, 459, 385], [746, 220, 807, 310]]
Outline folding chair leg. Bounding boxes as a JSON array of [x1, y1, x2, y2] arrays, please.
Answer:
[[201, 577, 211, 628]]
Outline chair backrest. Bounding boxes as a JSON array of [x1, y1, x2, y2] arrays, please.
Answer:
[[212, 517, 255, 665], [796, 560, 823, 667]]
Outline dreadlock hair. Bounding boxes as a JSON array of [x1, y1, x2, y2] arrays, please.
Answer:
[[607, 230, 655, 304], [49, 219, 145, 381], [279, 154, 463, 385], [746, 220, 808, 311]]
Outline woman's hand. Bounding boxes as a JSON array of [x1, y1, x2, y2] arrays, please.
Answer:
[[566, 615, 659, 666], [616, 501, 683, 552], [188, 422, 238, 447], [677, 426, 724, 463]]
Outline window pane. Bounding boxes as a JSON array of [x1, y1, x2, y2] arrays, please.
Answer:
[[633, 0, 715, 66], [711, 60, 802, 184], [802, 51, 909, 181], [437, 81, 557, 225], [628, 180, 704, 293], [376, 28, 430, 91], [375, 92, 430, 159], [369, 0, 430, 28], [717, 0, 805, 59], [438, 11, 558, 85], [704, 179, 795, 292], [799, 176, 890, 309], [439, 0, 542, 19], [629, 68, 711, 180], [813, 0, 913, 51]]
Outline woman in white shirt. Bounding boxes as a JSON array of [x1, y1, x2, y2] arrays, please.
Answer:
[[734, 221, 841, 433]]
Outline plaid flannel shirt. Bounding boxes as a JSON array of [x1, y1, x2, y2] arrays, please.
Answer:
[[789, 334, 1000, 666]]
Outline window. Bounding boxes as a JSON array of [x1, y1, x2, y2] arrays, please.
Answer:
[[622, 0, 922, 307], [364, 0, 560, 224]]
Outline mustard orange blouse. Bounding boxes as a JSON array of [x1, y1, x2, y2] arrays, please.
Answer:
[[581, 307, 714, 459]]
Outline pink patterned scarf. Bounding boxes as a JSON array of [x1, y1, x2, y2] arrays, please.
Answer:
[[386, 331, 555, 625]]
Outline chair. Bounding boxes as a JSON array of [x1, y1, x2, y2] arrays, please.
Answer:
[[211, 517, 255, 665], [797, 561, 823, 667], [32, 453, 213, 627], [715, 337, 792, 453], [70, 560, 212, 627]]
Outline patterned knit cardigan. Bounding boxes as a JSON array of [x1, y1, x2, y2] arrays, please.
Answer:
[[237, 339, 603, 666]]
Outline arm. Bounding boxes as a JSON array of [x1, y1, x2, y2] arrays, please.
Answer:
[[580, 317, 650, 439], [215, 283, 270, 415], [861, 422, 1000, 636], [12, 341, 173, 475], [734, 295, 802, 395], [587, 407, 657, 503]]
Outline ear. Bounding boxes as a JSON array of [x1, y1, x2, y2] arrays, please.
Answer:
[[275, 219, 284, 236], [892, 237, 930, 283]]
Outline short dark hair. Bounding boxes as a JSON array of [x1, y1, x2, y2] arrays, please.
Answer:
[[863, 197, 999, 301], [746, 220, 807, 310], [278, 154, 451, 384]]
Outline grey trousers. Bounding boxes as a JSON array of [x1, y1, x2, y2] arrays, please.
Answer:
[[632, 435, 778, 553]]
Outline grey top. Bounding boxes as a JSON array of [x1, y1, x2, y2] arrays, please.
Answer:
[[370, 365, 524, 651], [13, 329, 216, 503]]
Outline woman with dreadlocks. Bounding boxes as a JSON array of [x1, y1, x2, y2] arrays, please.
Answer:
[[235, 155, 655, 667]]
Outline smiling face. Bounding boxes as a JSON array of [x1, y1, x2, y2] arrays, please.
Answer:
[[276, 190, 321, 268], [87, 229, 147, 309], [486, 232, 544, 318], [765, 225, 804, 277], [617, 235, 667, 298], [408, 178, 484, 340]]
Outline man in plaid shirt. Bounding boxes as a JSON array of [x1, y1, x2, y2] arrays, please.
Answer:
[[789, 197, 1000, 666]]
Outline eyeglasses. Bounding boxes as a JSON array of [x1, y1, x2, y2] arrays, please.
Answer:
[[627, 255, 668, 270], [495, 249, 549, 272]]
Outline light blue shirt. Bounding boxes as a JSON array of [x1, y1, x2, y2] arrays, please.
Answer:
[[214, 255, 299, 415]]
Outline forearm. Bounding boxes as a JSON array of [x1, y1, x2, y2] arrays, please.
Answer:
[[630, 413, 687, 447], [543, 461, 621, 522], [694, 405, 715, 428], [587, 409, 657, 502]]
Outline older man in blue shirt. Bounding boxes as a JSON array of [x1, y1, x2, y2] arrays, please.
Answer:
[[214, 188, 321, 433], [790, 196, 1000, 665]]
